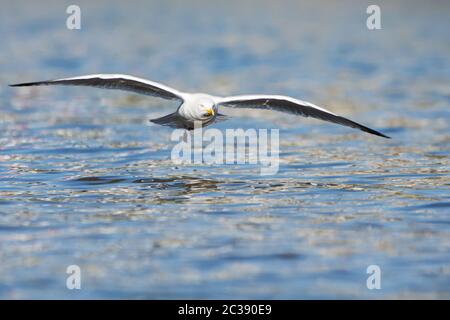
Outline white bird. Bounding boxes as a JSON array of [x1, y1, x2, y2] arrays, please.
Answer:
[[10, 74, 389, 138]]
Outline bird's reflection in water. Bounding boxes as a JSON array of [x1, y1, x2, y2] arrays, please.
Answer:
[[134, 176, 220, 203], [70, 174, 223, 205]]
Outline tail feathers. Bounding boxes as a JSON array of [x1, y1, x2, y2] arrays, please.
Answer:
[[150, 112, 230, 130], [149, 112, 190, 129]]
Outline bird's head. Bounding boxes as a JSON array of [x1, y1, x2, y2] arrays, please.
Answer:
[[179, 94, 216, 122], [196, 98, 215, 120]]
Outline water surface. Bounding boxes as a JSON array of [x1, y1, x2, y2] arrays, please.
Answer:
[[0, 0, 449, 299]]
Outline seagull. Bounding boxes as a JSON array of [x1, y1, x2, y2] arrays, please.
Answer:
[[10, 74, 390, 138]]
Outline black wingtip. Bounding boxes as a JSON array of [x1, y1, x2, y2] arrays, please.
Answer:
[[372, 130, 391, 139], [363, 128, 391, 139], [9, 82, 42, 87], [336, 115, 391, 139]]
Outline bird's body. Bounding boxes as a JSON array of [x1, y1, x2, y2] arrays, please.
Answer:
[[173, 93, 221, 130], [10, 74, 390, 138]]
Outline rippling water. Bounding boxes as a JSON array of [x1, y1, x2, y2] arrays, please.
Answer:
[[1, 0, 449, 299]]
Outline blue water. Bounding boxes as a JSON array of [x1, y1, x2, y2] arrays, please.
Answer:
[[1, 0, 449, 299]]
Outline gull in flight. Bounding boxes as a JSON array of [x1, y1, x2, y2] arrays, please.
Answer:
[[10, 74, 389, 138]]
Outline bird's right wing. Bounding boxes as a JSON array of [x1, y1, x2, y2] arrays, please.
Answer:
[[10, 74, 184, 101], [217, 95, 390, 138]]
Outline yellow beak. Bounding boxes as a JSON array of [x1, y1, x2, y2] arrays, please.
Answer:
[[206, 108, 215, 116]]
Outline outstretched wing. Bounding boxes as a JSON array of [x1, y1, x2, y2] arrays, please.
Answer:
[[10, 74, 184, 101], [217, 95, 389, 138]]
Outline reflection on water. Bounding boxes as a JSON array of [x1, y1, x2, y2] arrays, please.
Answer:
[[0, 0, 450, 299]]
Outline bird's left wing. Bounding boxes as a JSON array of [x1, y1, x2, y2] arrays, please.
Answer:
[[217, 95, 389, 138], [10, 74, 184, 101]]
